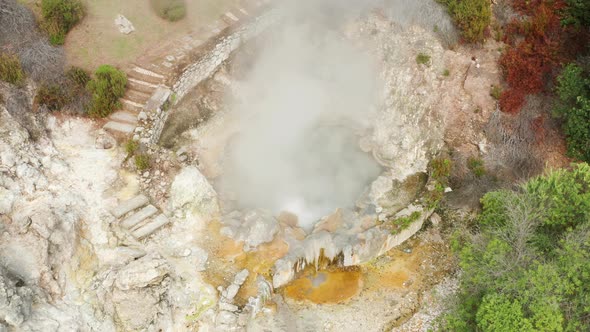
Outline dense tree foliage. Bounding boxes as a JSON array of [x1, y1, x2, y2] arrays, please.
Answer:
[[554, 63, 590, 162], [442, 163, 590, 331], [87, 65, 127, 118], [41, 0, 85, 45]]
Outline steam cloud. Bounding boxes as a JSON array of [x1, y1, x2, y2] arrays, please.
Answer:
[[220, 0, 385, 229]]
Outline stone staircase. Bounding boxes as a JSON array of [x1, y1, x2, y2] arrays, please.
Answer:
[[110, 194, 170, 240], [102, 0, 272, 138]]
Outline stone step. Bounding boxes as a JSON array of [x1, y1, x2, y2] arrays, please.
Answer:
[[124, 89, 151, 105], [221, 12, 240, 25], [132, 214, 170, 239], [103, 121, 135, 135], [128, 67, 164, 85], [121, 98, 144, 112], [127, 78, 158, 94], [121, 205, 158, 229], [111, 195, 149, 218], [237, 7, 250, 18], [109, 111, 138, 125]]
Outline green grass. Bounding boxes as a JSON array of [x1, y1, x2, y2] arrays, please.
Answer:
[[391, 211, 422, 234], [467, 157, 486, 177], [416, 53, 431, 66], [135, 154, 151, 171], [490, 85, 502, 100]]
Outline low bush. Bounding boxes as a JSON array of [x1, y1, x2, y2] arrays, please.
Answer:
[[135, 154, 151, 171], [125, 139, 139, 156], [35, 84, 69, 111], [467, 157, 485, 177], [554, 63, 590, 162], [416, 53, 431, 66], [439, 0, 491, 43], [41, 0, 85, 45], [87, 65, 127, 118], [66, 66, 91, 88], [0, 53, 25, 86], [150, 0, 187, 22], [490, 85, 502, 100], [391, 211, 421, 234]]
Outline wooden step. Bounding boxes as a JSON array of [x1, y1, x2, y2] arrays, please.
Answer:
[[111, 195, 149, 218], [121, 205, 158, 229]]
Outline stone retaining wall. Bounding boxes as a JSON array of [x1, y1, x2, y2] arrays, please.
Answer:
[[172, 10, 278, 100], [140, 8, 278, 146]]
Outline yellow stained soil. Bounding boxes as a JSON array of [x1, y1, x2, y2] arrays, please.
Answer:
[[283, 236, 454, 305], [202, 220, 289, 305], [283, 267, 363, 304]]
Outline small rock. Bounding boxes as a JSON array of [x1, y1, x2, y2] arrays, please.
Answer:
[[403, 248, 412, 254], [178, 155, 187, 162], [143, 172, 150, 178], [224, 284, 239, 301], [138, 112, 148, 121], [216, 311, 237, 325], [135, 127, 144, 133], [430, 212, 441, 226], [114, 14, 135, 34], [444, 187, 452, 193], [219, 302, 238, 312], [95, 130, 116, 149], [233, 269, 249, 286]]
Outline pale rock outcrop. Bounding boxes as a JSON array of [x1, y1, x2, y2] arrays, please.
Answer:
[[169, 166, 220, 220], [114, 14, 135, 34], [220, 209, 279, 251], [114, 254, 170, 291]]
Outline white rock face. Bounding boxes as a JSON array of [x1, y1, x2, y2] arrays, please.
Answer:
[[114, 254, 170, 291], [169, 166, 220, 220], [114, 14, 135, 34], [220, 209, 279, 251]]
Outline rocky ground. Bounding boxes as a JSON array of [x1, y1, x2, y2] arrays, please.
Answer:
[[0, 2, 518, 331]]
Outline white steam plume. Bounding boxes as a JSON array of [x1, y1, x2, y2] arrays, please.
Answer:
[[219, 0, 385, 229]]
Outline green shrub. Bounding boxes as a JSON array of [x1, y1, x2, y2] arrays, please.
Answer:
[[490, 85, 502, 100], [391, 211, 421, 234], [443, 69, 450, 77], [562, 0, 590, 28], [439, 0, 491, 43], [467, 157, 485, 177], [416, 52, 431, 66], [135, 154, 151, 171], [87, 65, 127, 118], [41, 0, 85, 45], [150, 0, 187, 22], [125, 139, 139, 156], [0, 53, 25, 86], [35, 84, 69, 111], [66, 66, 91, 88], [554, 63, 590, 162], [430, 157, 452, 179], [441, 164, 590, 331]]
